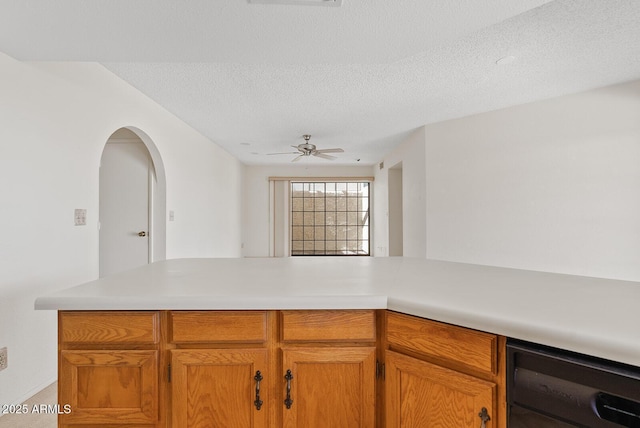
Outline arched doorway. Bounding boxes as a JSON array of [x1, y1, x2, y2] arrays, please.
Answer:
[[99, 127, 166, 277]]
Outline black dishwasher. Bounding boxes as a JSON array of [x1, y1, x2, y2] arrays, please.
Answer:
[[507, 339, 640, 427]]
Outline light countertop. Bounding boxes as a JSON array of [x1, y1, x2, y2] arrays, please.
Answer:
[[35, 257, 640, 367]]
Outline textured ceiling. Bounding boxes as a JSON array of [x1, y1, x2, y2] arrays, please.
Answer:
[[2, 0, 640, 165]]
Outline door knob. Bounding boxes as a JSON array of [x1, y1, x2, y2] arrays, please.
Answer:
[[138, 231, 147, 237]]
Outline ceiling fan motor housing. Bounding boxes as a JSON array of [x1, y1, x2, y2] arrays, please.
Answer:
[[298, 143, 316, 154]]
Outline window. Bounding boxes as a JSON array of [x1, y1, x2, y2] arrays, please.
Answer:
[[290, 181, 370, 256]]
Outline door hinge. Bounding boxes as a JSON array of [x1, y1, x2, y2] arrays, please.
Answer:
[[168, 364, 172, 383], [376, 360, 385, 380]]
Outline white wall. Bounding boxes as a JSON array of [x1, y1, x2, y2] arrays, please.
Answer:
[[424, 80, 640, 281], [0, 54, 243, 406], [388, 165, 403, 256], [2, 49, 638, 409], [374, 127, 427, 258], [242, 164, 374, 257]]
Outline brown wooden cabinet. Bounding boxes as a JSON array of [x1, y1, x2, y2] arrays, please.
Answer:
[[280, 347, 376, 427], [168, 311, 270, 428], [382, 311, 507, 428], [59, 350, 159, 425], [166, 309, 376, 428], [278, 310, 377, 428], [58, 311, 161, 427], [58, 309, 506, 428], [280, 310, 376, 428], [171, 348, 268, 428], [385, 350, 496, 427]]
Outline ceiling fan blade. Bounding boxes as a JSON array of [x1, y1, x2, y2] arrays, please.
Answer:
[[266, 151, 300, 155], [291, 154, 304, 162], [313, 153, 337, 160], [315, 148, 344, 154]]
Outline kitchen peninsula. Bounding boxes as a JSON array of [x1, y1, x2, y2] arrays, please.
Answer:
[[36, 257, 640, 427]]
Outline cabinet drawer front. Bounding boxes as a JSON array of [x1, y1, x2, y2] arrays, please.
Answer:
[[281, 310, 375, 342], [386, 311, 497, 375], [170, 311, 267, 343], [60, 311, 159, 344]]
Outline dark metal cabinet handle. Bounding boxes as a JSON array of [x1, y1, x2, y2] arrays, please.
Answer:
[[138, 231, 147, 237], [254, 371, 263, 410], [284, 369, 293, 409], [479, 407, 490, 428]]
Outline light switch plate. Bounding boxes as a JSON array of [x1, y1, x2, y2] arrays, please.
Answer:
[[0, 347, 7, 371], [74, 209, 87, 226]]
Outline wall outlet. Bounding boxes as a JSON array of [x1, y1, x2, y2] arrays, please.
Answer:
[[0, 347, 7, 371]]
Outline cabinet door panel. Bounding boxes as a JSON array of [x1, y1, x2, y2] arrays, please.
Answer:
[[171, 349, 268, 428], [282, 347, 376, 428], [386, 350, 496, 428], [59, 350, 158, 425]]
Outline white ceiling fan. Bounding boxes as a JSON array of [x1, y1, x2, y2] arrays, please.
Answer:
[[267, 135, 344, 162]]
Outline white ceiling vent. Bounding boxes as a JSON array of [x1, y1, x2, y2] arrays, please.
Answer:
[[248, 0, 342, 6]]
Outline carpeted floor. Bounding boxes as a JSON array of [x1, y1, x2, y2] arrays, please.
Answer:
[[0, 383, 57, 428]]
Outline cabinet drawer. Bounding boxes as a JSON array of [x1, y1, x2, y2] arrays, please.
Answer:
[[281, 310, 376, 342], [386, 311, 497, 376], [170, 311, 267, 343], [60, 311, 159, 345]]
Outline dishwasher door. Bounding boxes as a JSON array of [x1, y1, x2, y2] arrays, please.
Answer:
[[509, 404, 577, 427], [507, 339, 640, 427]]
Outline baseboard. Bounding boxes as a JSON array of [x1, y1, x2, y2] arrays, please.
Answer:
[[9, 377, 57, 406]]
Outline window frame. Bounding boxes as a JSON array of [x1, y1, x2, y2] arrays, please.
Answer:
[[289, 180, 371, 257]]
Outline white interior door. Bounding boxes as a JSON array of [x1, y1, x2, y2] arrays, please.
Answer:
[[99, 141, 151, 277]]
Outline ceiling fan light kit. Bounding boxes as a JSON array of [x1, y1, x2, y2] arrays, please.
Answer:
[[267, 135, 344, 162]]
